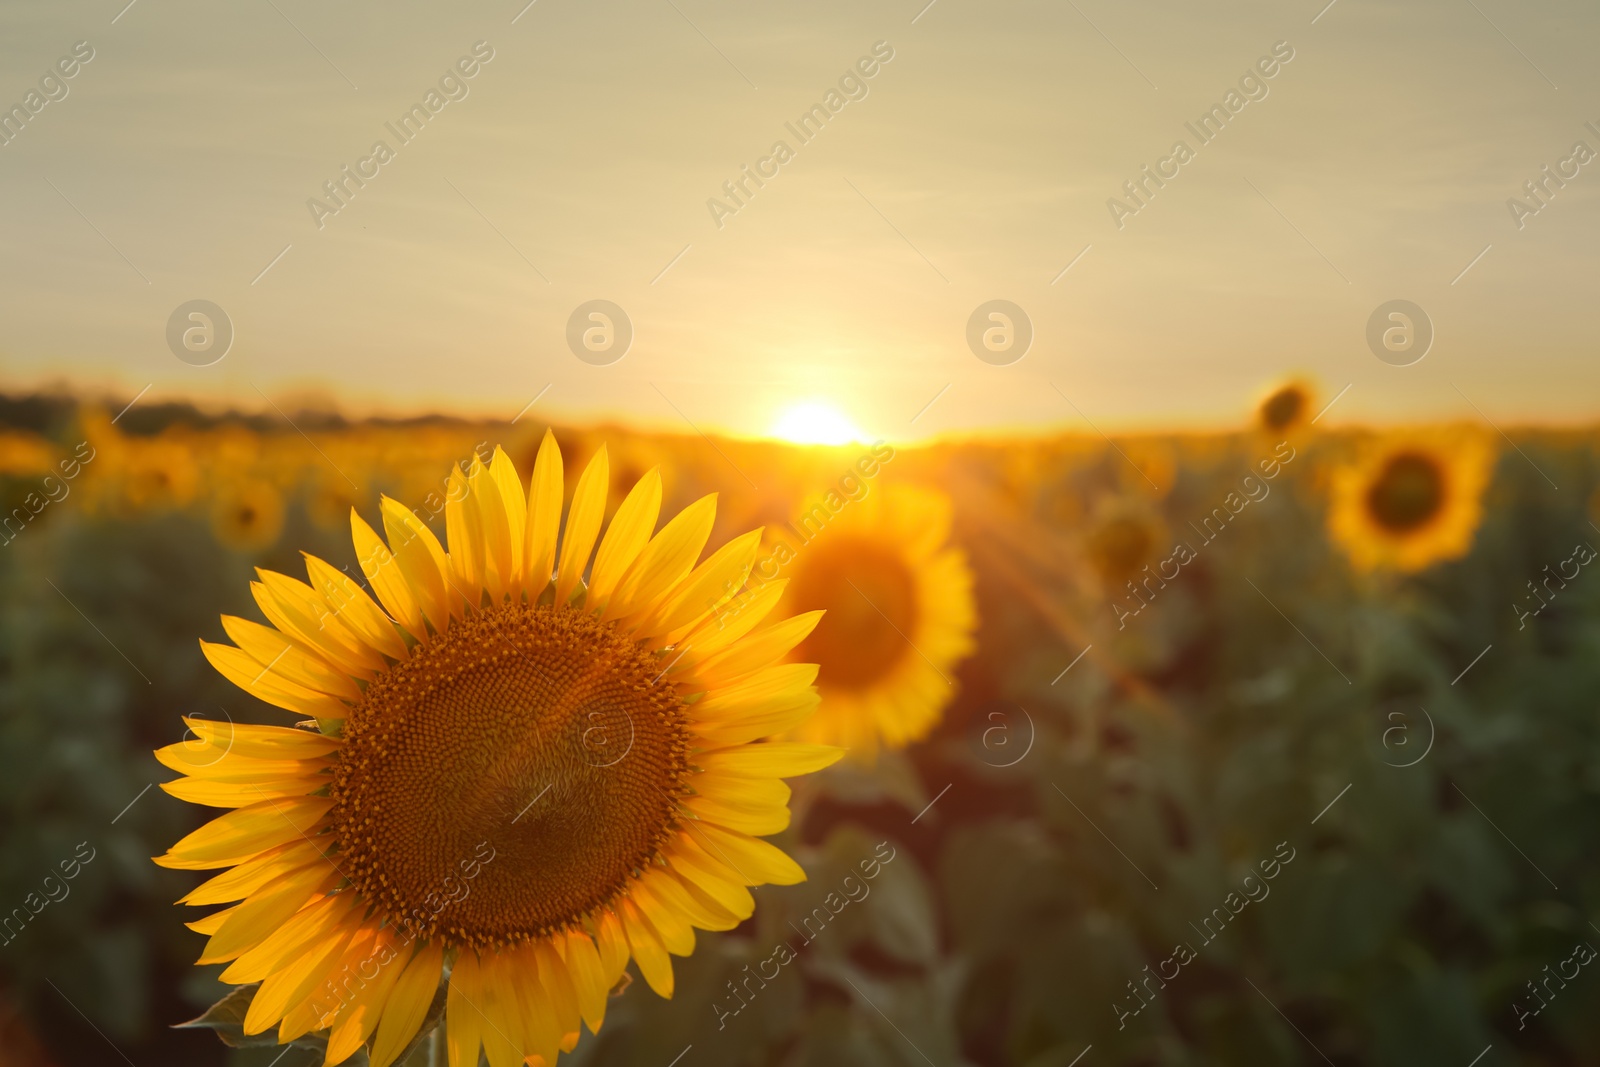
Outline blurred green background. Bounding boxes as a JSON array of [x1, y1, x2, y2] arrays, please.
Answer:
[[3, 392, 1599, 1066]]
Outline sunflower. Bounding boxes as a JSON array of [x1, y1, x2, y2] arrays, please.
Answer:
[[0, 431, 58, 476], [775, 482, 975, 758], [155, 432, 839, 1067], [1257, 379, 1316, 436], [1328, 428, 1495, 572], [212, 477, 286, 552], [125, 436, 201, 511], [1082, 496, 1165, 587]]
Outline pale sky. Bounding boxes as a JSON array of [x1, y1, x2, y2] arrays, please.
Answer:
[[1, 0, 1596, 440]]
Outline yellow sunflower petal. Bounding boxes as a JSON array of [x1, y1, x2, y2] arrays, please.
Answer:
[[200, 640, 351, 721], [690, 611, 824, 689], [180, 717, 342, 759], [477, 952, 525, 1067], [695, 822, 809, 886], [155, 744, 326, 782], [219, 615, 363, 701], [254, 570, 385, 676], [488, 446, 527, 587], [508, 945, 561, 1059], [630, 883, 695, 956], [533, 940, 582, 1038], [160, 772, 328, 808], [445, 464, 488, 597], [380, 496, 456, 631], [675, 576, 791, 666], [587, 468, 662, 609], [352, 510, 425, 637], [630, 528, 763, 640], [369, 941, 444, 1067], [303, 554, 408, 661], [156, 795, 332, 870], [244, 909, 360, 1035], [524, 430, 563, 596], [618, 897, 674, 998], [559, 929, 609, 1034], [554, 446, 609, 606], [178, 838, 328, 905], [640, 866, 740, 932], [185, 904, 236, 936], [325, 932, 410, 1063], [682, 791, 790, 836], [469, 455, 515, 604], [664, 831, 756, 912], [221, 888, 353, 984], [445, 950, 486, 1067], [695, 742, 843, 779], [592, 910, 630, 989], [606, 494, 717, 621]]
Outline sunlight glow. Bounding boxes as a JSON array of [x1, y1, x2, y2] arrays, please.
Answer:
[[769, 401, 865, 445]]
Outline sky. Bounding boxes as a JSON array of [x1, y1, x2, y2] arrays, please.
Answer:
[[0, 0, 1596, 441]]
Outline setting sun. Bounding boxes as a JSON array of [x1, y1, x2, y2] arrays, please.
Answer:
[[769, 401, 865, 445]]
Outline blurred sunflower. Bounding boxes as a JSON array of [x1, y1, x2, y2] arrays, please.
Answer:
[[779, 483, 976, 758], [124, 437, 200, 511], [306, 469, 368, 532], [1328, 429, 1495, 572], [1257, 379, 1316, 436], [1083, 497, 1166, 587], [211, 478, 286, 552], [0, 431, 58, 476], [155, 432, 838, 1067]]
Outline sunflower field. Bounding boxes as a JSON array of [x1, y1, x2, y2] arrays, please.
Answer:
[[4, 390, 1600, 1067]]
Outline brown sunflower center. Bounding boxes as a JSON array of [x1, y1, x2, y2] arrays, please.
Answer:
[[1087, 514, 1156, 583], [1366, 451, 1445, 533], [331, 604, 689, 949], [1261, 387, 1306, 431], [790, 536, 918, 689]]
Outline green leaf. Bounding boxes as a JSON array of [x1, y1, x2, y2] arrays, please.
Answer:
[[174, 983, 369, 1062]]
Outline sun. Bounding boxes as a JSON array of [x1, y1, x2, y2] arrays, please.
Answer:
[[770, 402, 864, 446]]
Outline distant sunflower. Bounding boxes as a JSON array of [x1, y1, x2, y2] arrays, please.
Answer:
[[0, 431, 57, 476], [1257, 379, 1315, 436], [212, 478, 285, 551], [125, 437, 201, 511], [1083, 497, 1165, 587], [306, 470, 367, 532], [1328, 429, 1494, 572], [778, 483, 975, 758], [156, 432, 837, 1067]]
